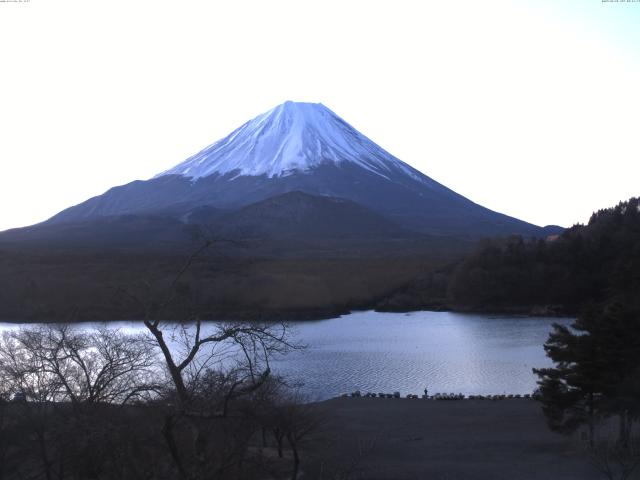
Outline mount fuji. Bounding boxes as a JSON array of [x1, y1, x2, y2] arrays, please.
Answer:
[[18, 101, 559, 246]]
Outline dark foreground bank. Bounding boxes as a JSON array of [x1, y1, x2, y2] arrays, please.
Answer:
[[305, 397, 599, 480]]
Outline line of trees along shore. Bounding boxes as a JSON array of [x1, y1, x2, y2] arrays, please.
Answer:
[[450, 197, 640, 313], [381, 197, 640, 316]]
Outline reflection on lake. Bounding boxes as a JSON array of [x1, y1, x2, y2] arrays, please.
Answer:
[[273, 311, 572, 400], [0, 310, 572, 401]]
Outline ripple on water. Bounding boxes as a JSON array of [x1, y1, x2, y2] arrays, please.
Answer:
[[271, 311, 572, 399]]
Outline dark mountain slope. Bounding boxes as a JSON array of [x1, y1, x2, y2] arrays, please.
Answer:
[[0, 192, 425, 254], [214, 191, 412, 240], [0, 214, 196, 251]]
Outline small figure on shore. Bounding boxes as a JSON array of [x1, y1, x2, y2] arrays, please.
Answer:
[[424, 386, 428, 397]]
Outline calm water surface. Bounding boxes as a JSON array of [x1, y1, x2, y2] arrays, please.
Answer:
[[0, 311, 572, 401]]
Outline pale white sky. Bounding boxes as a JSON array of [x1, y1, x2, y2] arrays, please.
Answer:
[[0, 0, 638, 231]]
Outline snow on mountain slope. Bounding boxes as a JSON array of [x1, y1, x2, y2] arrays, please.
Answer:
[[156, 101, 424, 182]]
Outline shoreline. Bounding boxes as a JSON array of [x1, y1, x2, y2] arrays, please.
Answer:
[[0, 306, 576, 324]]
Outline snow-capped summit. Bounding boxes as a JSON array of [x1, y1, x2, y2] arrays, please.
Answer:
[[156, 101, 420, 181]]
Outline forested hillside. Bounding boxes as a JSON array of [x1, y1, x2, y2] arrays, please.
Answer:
[[380, 197, 640, 315]]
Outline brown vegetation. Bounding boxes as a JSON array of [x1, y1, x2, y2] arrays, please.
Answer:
[[0, 248, 456, 322]]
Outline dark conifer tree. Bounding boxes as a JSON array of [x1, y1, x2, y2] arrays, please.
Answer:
[[533, 317, 604, 445], [534, 302, 640, 445]]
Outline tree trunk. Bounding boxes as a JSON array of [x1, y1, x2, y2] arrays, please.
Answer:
[[588, 392, 595, 448], [145, 323, 188, 407], [287, 433, 300, 480], [161, 414, 188, 480], [273, 429, 284, 458]]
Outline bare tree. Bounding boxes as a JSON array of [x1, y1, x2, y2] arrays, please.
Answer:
[[0, 330, 62, 403], [273, 393, 324, 480], [0, 332, 60, 480], [0, 325, 158, 405], [115, 242, 303, 479], [118, 243, 297, 409], [0, 325, 163, 480]]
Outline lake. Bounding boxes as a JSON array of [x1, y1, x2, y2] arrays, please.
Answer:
[[0, 310, 572, 401]]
